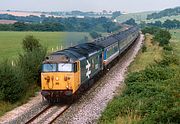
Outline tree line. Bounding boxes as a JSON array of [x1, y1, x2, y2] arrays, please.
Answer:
[[140, 19, 180, 29], [0, 15, 120, 32], [147, 7, 180, 20]]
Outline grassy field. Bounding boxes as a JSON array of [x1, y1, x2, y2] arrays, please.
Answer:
[[116, 11, 154, 24], [145, 15, 180, 23], [0, 31, 91, 61], [117, 11, 180, 24]]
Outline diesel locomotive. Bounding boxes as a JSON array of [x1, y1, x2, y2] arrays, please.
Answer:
[[41, 26, 140, 102]]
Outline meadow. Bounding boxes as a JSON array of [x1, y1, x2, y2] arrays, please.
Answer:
[[117, 11, 180, 24], [116, 11, 154, 24], [0, 31, 91, 61]]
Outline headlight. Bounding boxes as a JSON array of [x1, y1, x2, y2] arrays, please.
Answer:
[[55, 77, 59, 81]]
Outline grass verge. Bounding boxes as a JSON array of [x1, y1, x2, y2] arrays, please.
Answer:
[[0, 85, 39, 117]]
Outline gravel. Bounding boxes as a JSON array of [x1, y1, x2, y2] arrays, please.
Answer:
[[54, 34, 144, 124]]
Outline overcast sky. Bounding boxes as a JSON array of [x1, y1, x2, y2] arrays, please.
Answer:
[[0, 0, 180, 13]]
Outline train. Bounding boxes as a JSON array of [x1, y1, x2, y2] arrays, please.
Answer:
[[41, 26, 140, 102]]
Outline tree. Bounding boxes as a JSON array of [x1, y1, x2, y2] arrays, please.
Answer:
[[13, 22, 28, 31], [89, 31, 102, 39], [153, 29, 171, 46], [22, 35, 41, 52], [123, 18, 137, 26], [112, 11, 122, 19], [154, 21, 162, 27], [163, 19, 174, 29], [19, 35, 47, 85]]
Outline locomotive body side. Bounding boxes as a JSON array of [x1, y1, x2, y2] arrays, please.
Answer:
[[80, 50, 103, 84]]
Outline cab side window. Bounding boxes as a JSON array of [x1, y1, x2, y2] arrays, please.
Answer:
[[74, 62, 78, 72]]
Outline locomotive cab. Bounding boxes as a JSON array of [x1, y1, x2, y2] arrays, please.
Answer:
[[41, 54, 81, 100]]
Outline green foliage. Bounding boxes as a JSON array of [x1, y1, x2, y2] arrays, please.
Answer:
[[112, 11, 122, 19], [0, 35, 46, 103], [89, 31, 102, 39], [142, 27, 171, 47], [22, 35, 41, 52], [153, 29, 171, 46], [0, 17, 120, 32], [0, 60, 26, 103], [163, 45, 173, 51], [141, 44, 147, 53], [158, 52, 179, 66], [123, 18, 137, 26], [163, 19, 180, 29], [141, 26, 160, 35], [147, 7, 180, 20], [126, 65, 175, 85], [99, 48, 180, 123], [146, 19, 180, 29], [18, 35, 47, 85]]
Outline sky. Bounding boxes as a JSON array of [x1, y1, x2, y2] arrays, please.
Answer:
[[0, 0, 180, 13]]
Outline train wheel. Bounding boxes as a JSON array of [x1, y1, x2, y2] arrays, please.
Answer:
[[66, 96, 74, 104]]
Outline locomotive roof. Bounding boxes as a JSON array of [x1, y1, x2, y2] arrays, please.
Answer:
[[45, 43, 102, 63]]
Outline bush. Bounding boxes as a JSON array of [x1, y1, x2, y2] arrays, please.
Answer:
[[22, 35, 41, 52], [0, 35, 47, 103], [142, 44, 147, 53], [99, 52, 179, 123], [141, 26, 160, 35], [163, 45, 173, 51], [89, 31, 102, 39], [153, 29, 171, 46], [142, 27, 171, 47], [0, 60, 26, 103], [126, 65, 175, 84], [158, 52, 179, 66], [18, 35, 47, 85]]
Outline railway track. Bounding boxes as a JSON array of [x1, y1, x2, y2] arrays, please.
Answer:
[[25, 104, 70, 124]]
